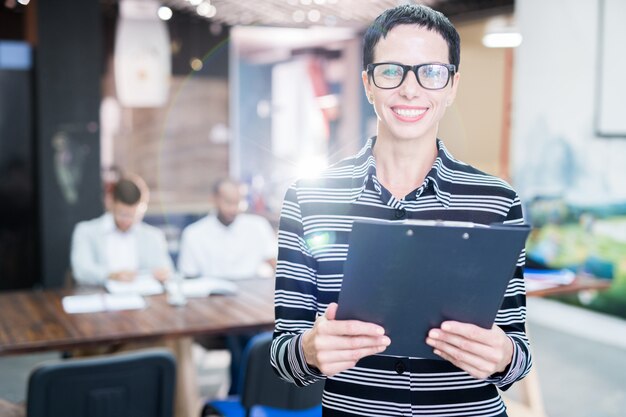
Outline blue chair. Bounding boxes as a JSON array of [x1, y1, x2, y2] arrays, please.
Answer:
[[27, 349, 176, 417], [203, 332, 323, 417]]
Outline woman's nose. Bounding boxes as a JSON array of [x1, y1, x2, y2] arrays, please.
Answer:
[[398, 70, 422, 99]]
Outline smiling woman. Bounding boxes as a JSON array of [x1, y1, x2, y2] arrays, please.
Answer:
[[271, 4, 531, 417], [361, 22, 460, 198]]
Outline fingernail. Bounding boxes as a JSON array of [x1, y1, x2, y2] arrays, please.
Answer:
[[376, 327, 385, 335], [441, 322, 451, 331], [380, 336, 390, 345], [429, 330, 440, 338]]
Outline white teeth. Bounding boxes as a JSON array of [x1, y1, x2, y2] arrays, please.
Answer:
[[393, 108, 426, 118]]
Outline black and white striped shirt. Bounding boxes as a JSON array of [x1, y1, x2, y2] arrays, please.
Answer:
[[271, 137, 531, 417]]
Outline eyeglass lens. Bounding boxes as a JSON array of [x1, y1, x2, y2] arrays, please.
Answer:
[[372, 64, 451, 90]]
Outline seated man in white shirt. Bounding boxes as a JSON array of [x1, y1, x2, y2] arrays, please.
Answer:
[[70, 175, 173, 286], [178, 178, 277, 280], [178, 178, 277, 395]]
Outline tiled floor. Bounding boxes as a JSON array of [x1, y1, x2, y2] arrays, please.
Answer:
[[524, 298, 626, 417], [0, 351, 59, 404], [526, 323, 626, 417]]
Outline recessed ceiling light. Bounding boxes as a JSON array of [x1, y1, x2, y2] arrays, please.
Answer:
[[482, 32, 523, 48], [293, 10, 306, 23], [157, 6, 172, 21], [197, 3, 216, 18], [482, 16, 523, 48], [308, 9, 321, 22]]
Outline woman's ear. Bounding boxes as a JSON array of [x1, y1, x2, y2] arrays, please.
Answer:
[[362, 70, 373, 103], [448, 71, 461, 105]]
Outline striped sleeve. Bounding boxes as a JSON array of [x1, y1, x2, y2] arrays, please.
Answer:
[[486, 192, 533, 390], [271, 183, 325, 386]]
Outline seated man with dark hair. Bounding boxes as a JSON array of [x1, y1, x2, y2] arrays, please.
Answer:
[[178, 177, 277, 280], [70, 174, 173, 286], [178, 177, 277, 396]]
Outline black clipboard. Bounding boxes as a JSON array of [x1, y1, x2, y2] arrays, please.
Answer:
[[336, 219, 530, 359]]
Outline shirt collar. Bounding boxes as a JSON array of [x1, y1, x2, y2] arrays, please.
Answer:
[[102, 212, 117, 232], [349, 137, 377, 202], [350, 137, 458, 208], [102, 212, 138, 235], [210, 212, 241, 230]]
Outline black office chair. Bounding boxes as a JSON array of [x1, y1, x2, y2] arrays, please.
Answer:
[[26, 349, 176, 417], [203, 332, 323, 417]]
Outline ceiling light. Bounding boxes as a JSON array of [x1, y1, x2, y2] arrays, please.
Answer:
[[308, 9, 321, 22], [196, 2, 209, 16], [157, 6, 172, 20], [482, 16, 522, 48], [197, 2, 216, 18], [190, 58, 203, 71], [293, 10, 305, 23], [482, 32, 522, 48]]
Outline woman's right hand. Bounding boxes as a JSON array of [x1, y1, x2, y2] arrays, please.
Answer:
[[301, 302, 391, 377]]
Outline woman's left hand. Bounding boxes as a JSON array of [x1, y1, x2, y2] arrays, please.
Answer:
[[426, 321, 513, 380]]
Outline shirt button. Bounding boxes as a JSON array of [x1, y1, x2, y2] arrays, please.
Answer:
[[394, 208, 407, 219], [394, 360, 406, 374]]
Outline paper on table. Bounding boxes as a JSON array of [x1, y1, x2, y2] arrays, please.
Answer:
[[62, 294, 106, 313], [165, 277, 238, 298], [524, 268, 576, 291], [62, 294, 146, 314], [105, 274, 164, 296], [103, 294, 146, 310]]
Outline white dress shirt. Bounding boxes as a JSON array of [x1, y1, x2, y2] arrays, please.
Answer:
[[70, 213, 174, 285], [177, 213, 277, 279], [104, 214, 139, 273]]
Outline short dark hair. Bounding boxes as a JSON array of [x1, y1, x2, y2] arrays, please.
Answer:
[[112, 178, 142, 205], [362, 4, 461, 71], [212, 177, 239, 196]]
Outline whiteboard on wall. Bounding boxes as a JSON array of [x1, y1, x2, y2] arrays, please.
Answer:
[[596, 0, 626, 137]]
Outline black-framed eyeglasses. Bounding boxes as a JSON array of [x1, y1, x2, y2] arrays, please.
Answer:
[[367, 62, 456, 90]]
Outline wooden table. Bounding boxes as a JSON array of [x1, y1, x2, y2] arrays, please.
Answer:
[[525, 273, 611, 298], [503, 274, 612, 417], [0, 278, 275, 417]]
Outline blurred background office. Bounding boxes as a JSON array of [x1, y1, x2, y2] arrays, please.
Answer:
[[1, 0, 625, 416], [0, 0, 525, 290]]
